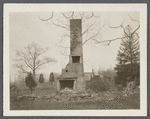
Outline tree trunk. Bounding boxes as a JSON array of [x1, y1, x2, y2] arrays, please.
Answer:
[[30, 87, 32, 94], [33, 70, 35, 81], [33, 56, 36, 81]]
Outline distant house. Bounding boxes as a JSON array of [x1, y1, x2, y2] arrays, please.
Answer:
[[104, 76, 112, 82], [84, 72, 93, 80], [99, 74, 104, 79], [92, 71, 100, 78]]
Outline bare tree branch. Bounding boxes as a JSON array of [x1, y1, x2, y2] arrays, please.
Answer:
[[80, 12, 85, 19], [57, 45, 70, 49], [128, 14, 140, 23], [62, 13, 70, 19], [82, 25, 105, 45], [86, 12, 94, 19], [24, 58, 33, 70], [93, 12, 100, 18], [86, 12, 100, 19], [51, 19, 70, 30], [60, 55, 68, 63], [60, 47, 69, 56], [27, 46, 34, 59], [109, 16, 126, 30], [71, 12, 74, 19], [109, 15, 140, 41], [54, 34, 70, 45], [15, 51, 33, 70], [82, 21, 96, 35], [92, 37, 125, 45], [56, 18, 69, 27], [131, 25, 140, 36], [122, 25, 130, 37], [38, 12, 53, 21], [35, 58, 56, 70], [15, 64, 29, 74], [62, 12, 74, 19]]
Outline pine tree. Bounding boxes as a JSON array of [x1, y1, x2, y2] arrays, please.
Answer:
[[115, 25, 140, 85], [25, 73, 37, 94]]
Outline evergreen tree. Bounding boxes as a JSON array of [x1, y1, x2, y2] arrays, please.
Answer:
[[115, 25, 140, 85], [39, 74, 44, 83], [25, 73, 37, 93], [49, 72, 54, 85]]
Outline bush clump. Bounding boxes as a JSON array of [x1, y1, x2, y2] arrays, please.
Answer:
[[86, 78, 110, 93]]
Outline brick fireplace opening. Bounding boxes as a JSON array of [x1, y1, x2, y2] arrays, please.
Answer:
[[59, 80, 75, 90]]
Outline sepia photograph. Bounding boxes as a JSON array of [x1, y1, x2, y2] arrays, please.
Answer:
[[3, 4, 147, 116]]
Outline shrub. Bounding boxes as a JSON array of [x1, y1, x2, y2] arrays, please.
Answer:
[[85, 78, 110, 92], [25, 73, 37, 93], [136, 78, 140, 86], [10, 82, 18, 92]]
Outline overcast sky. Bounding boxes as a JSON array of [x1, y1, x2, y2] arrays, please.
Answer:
[[9, 11, 139, 78]]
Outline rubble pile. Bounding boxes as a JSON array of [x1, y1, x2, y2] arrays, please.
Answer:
[[42, 88, 94, 102], [17, 86, 140, 102], [17, 87, 119, 102], [117, 86, 140, 99], [16, 86, 140, 103], [16, 94, 39, 100]]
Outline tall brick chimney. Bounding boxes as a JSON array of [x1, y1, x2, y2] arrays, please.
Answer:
[[57, 19, 85, 92]]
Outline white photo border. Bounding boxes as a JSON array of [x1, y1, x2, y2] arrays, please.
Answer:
[[3, 4, 147, 116]]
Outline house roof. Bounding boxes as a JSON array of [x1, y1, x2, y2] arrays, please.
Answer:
[[84, 72, 92, 74]]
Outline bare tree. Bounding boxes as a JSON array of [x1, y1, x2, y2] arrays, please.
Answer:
[[107, 15, 140, 45], [39, 12, 139, 45], [39, 12, 140, 65], [14, 42, 57, 80], [39, 12, 103, 52]]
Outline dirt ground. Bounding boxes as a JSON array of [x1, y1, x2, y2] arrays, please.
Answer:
[[10, 87, 140, 110]]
